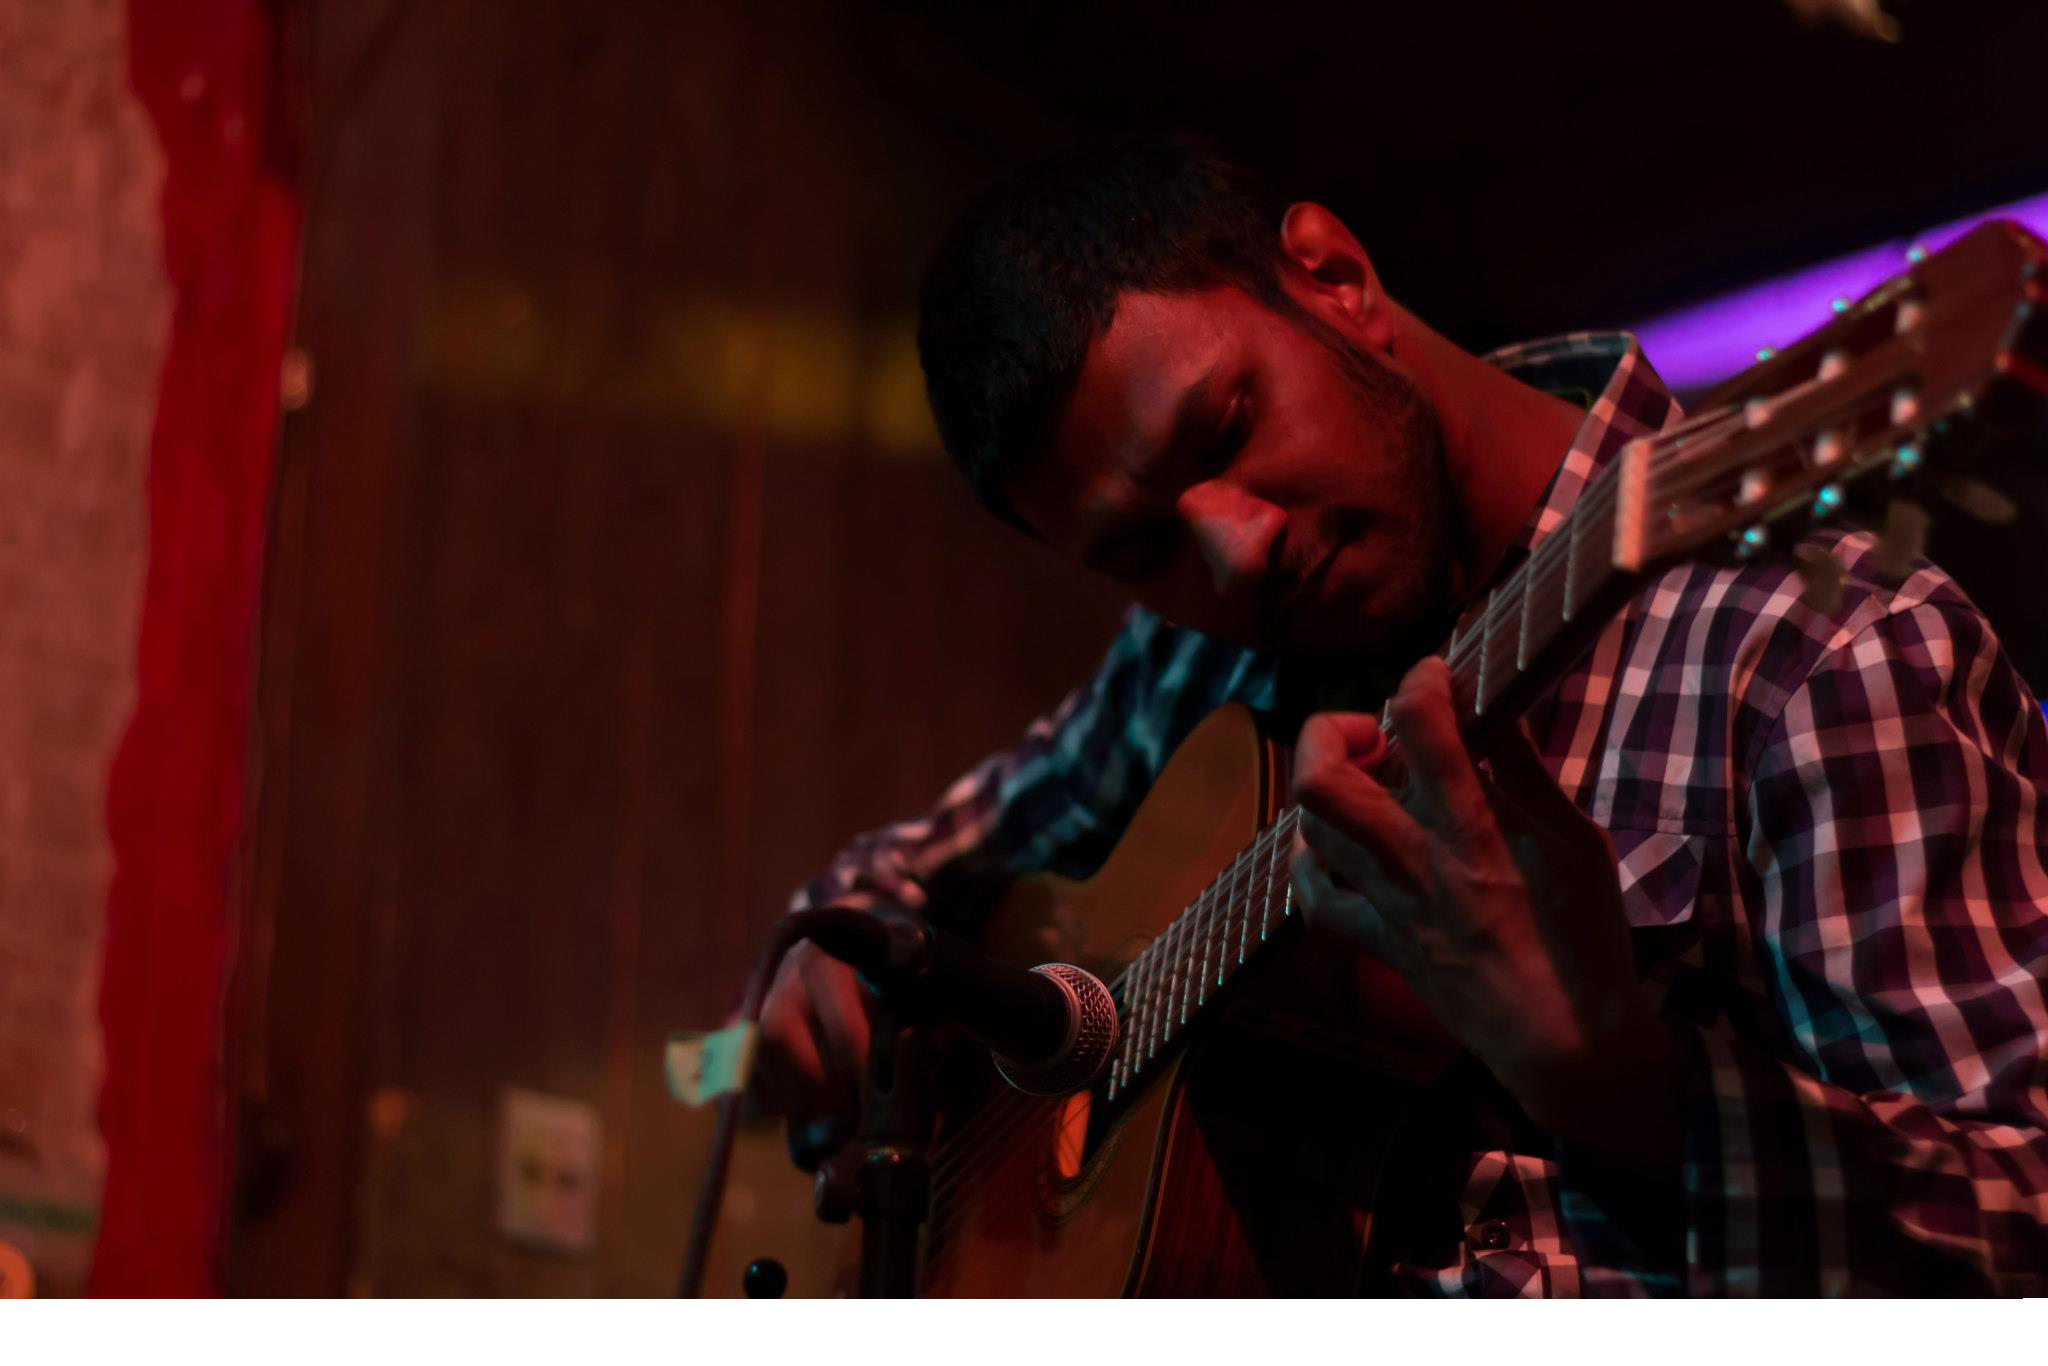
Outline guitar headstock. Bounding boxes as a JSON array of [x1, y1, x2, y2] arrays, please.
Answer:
[[1614, 220, 2048, 579]]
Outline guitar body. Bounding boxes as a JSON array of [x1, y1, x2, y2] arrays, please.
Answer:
[[845, 704, 1452, 1297]]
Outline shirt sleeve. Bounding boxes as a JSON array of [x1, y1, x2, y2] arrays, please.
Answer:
[[787, 605, 1278, 934], [1683, 595, 2048, 1294]]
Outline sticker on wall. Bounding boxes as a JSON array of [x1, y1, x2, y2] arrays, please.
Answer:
[[665, 1023, 757, 1108], [494, 1088, 600, 1254]]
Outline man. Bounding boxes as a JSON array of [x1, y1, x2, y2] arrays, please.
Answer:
[[749, 135, 2048, 1294]]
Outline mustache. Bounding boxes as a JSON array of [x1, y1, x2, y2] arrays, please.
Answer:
[[1273, 507, 1370, 582]]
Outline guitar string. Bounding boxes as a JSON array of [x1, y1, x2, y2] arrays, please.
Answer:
[[920, 381, 1894, 1272], [915, 457, 1639, 1249], [921, 478, 1613, 1208], [923, 824, 1288, 1206], [923, 470, 1617, 1202], [922, 387, 1928, 1268], [1637, 369, 1916, 514], [923, 816, 1297, 1209], [921, 358, 1925, 1269], [922, 847, 1304, 1262], [922, 816, 1301, 1222]]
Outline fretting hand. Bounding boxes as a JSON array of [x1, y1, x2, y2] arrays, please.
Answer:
[[1288, 656, 1682, 1167]]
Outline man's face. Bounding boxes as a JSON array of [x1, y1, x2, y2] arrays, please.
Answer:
[[1007, 285, 1458, 659]]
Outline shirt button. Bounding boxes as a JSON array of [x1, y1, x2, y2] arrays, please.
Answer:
[[1472, 1219, 1513, 1251]]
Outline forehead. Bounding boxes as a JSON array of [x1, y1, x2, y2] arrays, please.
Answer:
[[1010, 287, 1254, 540]]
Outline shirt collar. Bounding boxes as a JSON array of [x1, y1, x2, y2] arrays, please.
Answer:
[[1480, 331, 1685, 558]]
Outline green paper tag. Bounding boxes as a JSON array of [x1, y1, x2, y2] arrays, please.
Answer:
[[665, 1023, 758, 1107]]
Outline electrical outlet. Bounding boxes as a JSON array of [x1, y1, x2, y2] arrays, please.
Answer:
[[494, 1088, 599, 1253]]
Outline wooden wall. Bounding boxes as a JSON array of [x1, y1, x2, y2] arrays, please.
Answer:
[[228, 0, 1120, 1295]]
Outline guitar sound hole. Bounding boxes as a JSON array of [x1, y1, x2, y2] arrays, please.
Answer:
[[1052, 1090, 1090, 1182]]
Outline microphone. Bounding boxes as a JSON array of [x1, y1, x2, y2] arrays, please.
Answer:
[[798, 907, 1120, 1097]]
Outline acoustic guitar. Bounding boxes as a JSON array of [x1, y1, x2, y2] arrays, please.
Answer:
[[826, 221, 2048, 1296]]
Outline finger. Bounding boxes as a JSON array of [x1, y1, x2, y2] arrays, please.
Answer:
[[1297, 710, 1389, 771], [1291, 712, 1380, 815], [755, 993, 831, 1118], [1290, 839, 1388, 954], [1297, 806, 1419, 902], [800, 950, 873, 1101], [1385, 657, 1489, 834], [1294, 716, 1425, 856]]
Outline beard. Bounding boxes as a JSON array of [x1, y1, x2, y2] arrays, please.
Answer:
[[1274, 300, 1465, 667]]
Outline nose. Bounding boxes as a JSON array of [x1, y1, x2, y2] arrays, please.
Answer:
[[1179, 479, 1285, 599]]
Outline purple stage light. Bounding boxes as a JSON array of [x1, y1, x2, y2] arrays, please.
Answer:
[[1634, 191, 2048, 392]]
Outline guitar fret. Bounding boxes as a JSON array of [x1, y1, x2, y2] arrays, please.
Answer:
[[1113, 937, 1149, 1095], [1102, 808, 1318, 1105], [1183, 880, 1214, 1021], [1526, 540, 1569, 669], [1475, 588, 1498, 715], [1192, 876, 1214, 1008], [1136, 912, 1171, 1068], [1238, 824, 1274, 966], [1212, 852, 1246, 989], [1516, 560, 1536, 671], [1245, 810, 1277, 942], [1484, 585, 1521, 716], [1148, 897, 1191, 1057], [1126, 954, 1152, 1082], [1163, 887, 1203, 1043]]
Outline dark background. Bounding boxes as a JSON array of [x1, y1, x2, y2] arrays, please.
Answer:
[[228, 0, 2048, 1294], [901, 0, 2048, 346]]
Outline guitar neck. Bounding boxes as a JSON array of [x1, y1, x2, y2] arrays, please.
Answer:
[[1102, 219, 2048, 1114], [1104, 803, 1303, 1102], [1440, 444, 1647, 740], [1109, 412, 1952, 1107]]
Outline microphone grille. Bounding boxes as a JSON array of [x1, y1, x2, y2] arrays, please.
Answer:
[[993, 963, 1120, 1098]]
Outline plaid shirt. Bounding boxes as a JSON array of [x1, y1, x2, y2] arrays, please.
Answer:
[[794, 333, 2048, 1295]]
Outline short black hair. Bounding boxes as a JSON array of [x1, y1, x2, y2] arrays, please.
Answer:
[[917, 132, 1290, 532]]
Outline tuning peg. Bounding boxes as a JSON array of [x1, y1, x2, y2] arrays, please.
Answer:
[[1794, 545, 1845, 614], [1940, 477, 2019, 525], [1875, 500, 1930, 579], [1735, 523, 1768, 559], [1811, 483, 1846, 518], [1889, 443, 1923, 478]]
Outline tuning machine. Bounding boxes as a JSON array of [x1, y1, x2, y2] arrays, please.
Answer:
[[1794, 544, 1845, 614]]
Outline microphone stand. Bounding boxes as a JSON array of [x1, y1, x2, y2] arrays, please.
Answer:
[[856, 1003, 935, 1297], [811, 996, 936, 1297]]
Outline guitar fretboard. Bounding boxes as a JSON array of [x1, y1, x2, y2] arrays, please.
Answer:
[[1103, 436, 1640, 1102]]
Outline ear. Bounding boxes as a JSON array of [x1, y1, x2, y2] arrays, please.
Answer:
[[1278, 202, 1396, 353]]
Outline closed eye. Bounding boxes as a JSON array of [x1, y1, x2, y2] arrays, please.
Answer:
[[1098, 517, 1179, 582], [1208, 386, 1254, 472]]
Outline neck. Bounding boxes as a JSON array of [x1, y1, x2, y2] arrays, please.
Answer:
[[1390, 306, 1586, 600]]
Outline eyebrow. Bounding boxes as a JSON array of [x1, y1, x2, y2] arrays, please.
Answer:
[[1079, 364, 1221, 570]]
